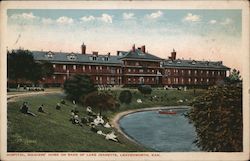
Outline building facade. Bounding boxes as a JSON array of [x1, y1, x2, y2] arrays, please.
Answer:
[[30, 43, 229, 87]]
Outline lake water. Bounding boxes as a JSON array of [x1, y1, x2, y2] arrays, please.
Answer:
[[119, 108, 200, 152]]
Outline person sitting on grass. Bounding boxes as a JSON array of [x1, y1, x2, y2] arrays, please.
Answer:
[[56, 103, 61, 110], [105, 131, 119, 142], [20, 102, 37, 117], [38, 104, 45, 113], [60, 99, 66, 105]]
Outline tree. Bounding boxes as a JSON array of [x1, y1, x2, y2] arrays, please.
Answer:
[[7, 49, 54, 85], [63, 74, 97, 101], [187, 85, 242, 152], [82, 91, 119, 114], [224, 69, 242, 84], [119, 90, 132, 104], [138, 85, 152, 95]]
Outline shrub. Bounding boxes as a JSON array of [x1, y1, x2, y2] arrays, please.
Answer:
[[63, 74, 97, 101], [187, 84, 242, 152], [138, 85, 152, 95], [119, 90, 133, 104], [82, 91, 118, 114]]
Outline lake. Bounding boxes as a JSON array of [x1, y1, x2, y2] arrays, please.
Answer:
[[119, 108, 200, 152]]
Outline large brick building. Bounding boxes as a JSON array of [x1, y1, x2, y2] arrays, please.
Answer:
[[31, 43, 230, 87]]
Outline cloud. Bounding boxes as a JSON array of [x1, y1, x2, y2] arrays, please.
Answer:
[[10, 12, 37, 20], [80, 15, 95, 22], [209, 20, 217, 24], [42, 18, 54, 25], [56, 16, 74, 25], [146, 11, 163, 19], [220, 18, 233, 25], [99, 14, 113, 23], [183, 13, 201, 22], [123, 12, 135, 20]]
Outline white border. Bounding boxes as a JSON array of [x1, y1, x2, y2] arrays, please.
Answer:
[[0, 1, 249, 161]]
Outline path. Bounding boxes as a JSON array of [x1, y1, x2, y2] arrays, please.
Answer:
[[7, 90, 62, 102]]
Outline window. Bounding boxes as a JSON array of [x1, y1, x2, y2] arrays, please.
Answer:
[[53, 75, 56, 80], [152, 70, 154, 73], [176, 78, 179, 83], [73, 65, 76, 70], [218, 71, 221, 76], [88, 66, 91, 70], [206, 71, 209, 75], [93, 56, 97, 61], [104, 57, 109, 61], [63, 65, 66, 70], [67, 54, 77, 60], [212, 71, 214, 76], [63, 76, 66, 80], [201, 78, 203, 82], [188, 78, 191, 83], [135, 62, 139, 66], [194, 78, 197, 84], [100, 66, 102, 70], [168, 78, 171, 84], [181, 70, 184, 75], [181, 78, 184, 84], [82, 65, 85, 71], [188, 70, 191, 75], [117, 69, 119, 74], [152, 78, 155, 81], [139, 69, 143, 73], [96, 77, 98, 81], [128, 69, 131, 72], [53, 64, 56, 68], [201, 70, 203, 74], [207, 78, 209, 82], [194, 70, 197, 75]]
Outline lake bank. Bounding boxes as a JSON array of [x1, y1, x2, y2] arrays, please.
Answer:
[[111, 106, 191, 148]]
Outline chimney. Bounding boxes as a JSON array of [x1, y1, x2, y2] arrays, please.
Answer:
[[171, 48, 176, 60], [81, 43, 86, 54], [132, 44, 135, 52], [141, 45, 145, 53], [107, 52, 111, 57], [137, 47, 141, 50], [92, 51, 98, 56], [117, 51, 120, 56]]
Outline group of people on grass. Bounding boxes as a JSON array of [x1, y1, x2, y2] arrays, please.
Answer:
[[19, 99, 119, 143], [69, 105, 119, 142]]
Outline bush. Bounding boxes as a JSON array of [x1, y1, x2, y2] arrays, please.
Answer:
[[82, 91, 118, 114], [187, 84, 242, 152], [138, 85, 152, 95], [119, 90, 132, 104], [63, 74, 97, 101]]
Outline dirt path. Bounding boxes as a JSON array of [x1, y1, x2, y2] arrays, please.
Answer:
[[7, 91, 62, 102]]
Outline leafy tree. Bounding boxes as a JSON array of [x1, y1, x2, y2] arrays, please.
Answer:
[[119, 90, 132, 104], [63, 74, 97, 101], [7, 49, 54, 85], [82, 91, 119, 114], [187, 85, 242, 152], [138, 85, 152, 95], [224, 69, 242, 84]]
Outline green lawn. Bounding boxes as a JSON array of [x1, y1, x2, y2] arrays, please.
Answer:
[[7, 88, 206, 152]]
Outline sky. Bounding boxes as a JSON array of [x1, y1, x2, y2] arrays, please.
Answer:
[[6, 9, 242, 71]]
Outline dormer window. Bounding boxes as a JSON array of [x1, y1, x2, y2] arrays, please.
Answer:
[[191, 60, 196, 65], [177, 59, 181, 64], [67, 54, 77, 60], [168, 60, 173, 64], [104, 57, 109, 61], [46, 51, 54, 58], [93, 56, 97, 61]]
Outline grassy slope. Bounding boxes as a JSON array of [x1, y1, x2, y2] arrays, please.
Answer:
[[7, 89, 205, 152]]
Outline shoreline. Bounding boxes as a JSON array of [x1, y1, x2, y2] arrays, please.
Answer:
[[111, 106, 191, 147]]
